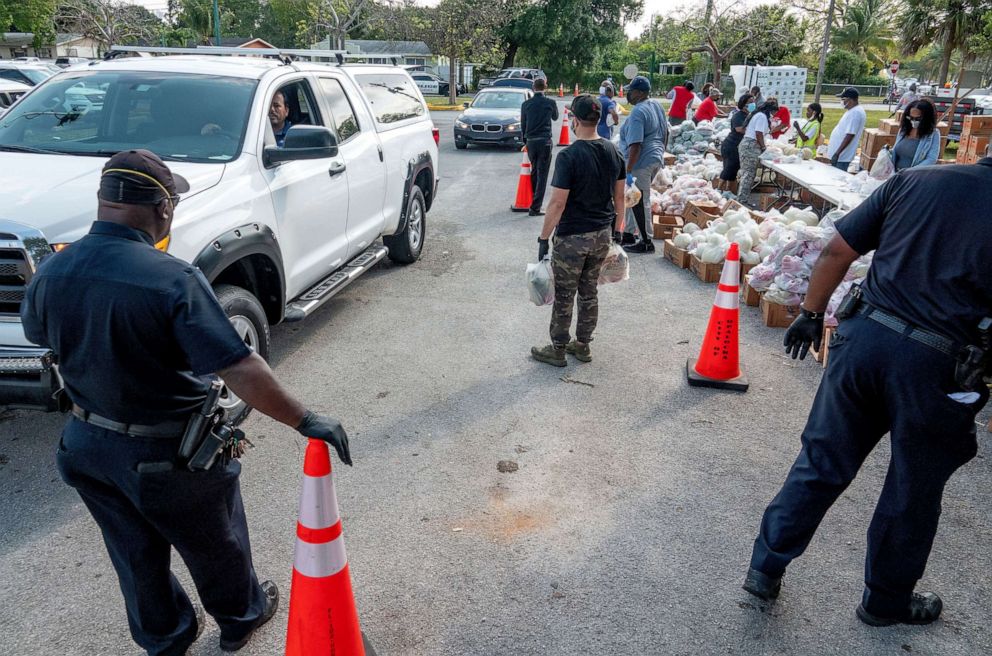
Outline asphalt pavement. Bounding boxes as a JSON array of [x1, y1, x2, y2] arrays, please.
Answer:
[[1, 103, 990, 656]]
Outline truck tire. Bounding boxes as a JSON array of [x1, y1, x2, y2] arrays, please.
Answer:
[[385, 185, 426, 264], [214, 284, 271, 425]]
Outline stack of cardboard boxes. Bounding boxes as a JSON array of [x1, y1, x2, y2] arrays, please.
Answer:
[[859, 113, 949, 171], [955, 115, 992, 164]]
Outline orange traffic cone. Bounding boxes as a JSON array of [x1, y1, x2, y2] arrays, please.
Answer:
[[285, 439, 376, 656], [573, 83, 579, 96], [510, 148, 533, 212], [617, 84, 623, 99], [557, 108, 571, 147], [686, 243, 749, 391], [558, 83, 564, 98]]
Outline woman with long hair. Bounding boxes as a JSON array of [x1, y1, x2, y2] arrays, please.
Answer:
[[716, 93, 752, 192], [892, 99, 941, 170], [736, 98, 778, 203]]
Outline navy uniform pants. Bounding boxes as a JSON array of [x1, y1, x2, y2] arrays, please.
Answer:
[[750, 315, 988, 616], [56, 418, 267, 655], [527, 138, 553, 213]]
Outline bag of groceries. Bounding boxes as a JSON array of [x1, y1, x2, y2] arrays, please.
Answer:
[[869, 146, 895, 181], [598, 243, 629, 284], [526, 257, 555, 306], [623, 177, 642, 209]]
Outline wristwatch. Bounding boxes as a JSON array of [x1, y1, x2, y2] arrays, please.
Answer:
[[800, 307, 824, 320]]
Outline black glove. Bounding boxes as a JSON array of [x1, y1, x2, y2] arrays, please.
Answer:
[[297, 410, 352, 466], [784, 312, 824, 361], [612, 231, 622, 244], [538, 238, 549, 261]]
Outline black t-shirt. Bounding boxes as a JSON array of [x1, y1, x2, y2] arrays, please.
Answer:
[[726, 110, 747, 147], [551, 138, 626, 236], [835, 158, 992, 346], [21, 221, 251, 424]]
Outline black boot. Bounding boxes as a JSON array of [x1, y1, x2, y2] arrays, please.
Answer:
[[623, 240, 655, 253], [856, 592, 943, 627], [742, 567, 782, 601], [620, 231, 637, 245]]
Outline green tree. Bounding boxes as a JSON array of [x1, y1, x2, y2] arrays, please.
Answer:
[[823, 48, 870, 82], [736, 5, 809, 66], [830, 0, 895, 69], [0, 0, 57, 48], [422, 0, 505, 102], [898, 0, 989, 85], [55, 0, 164, 50]]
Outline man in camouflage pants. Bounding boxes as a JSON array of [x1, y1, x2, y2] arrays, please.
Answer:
[[532, 95, 627, 367]]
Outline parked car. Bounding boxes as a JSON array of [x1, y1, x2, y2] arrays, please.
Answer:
[[0, 79, 30, 111], [55, 56, 90, 68], [0, 62, 61, 86], [479, 68, 546, 89], [411, 72, 450, 97], [453, 86, 533, 149], [490, 78, 534, 91], [0, 50, 440, 416]]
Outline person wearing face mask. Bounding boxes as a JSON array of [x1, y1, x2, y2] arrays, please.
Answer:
[[618, 75, 669, 253], [768, 97, 791, 139], [736, 99, 777, 204], [827, 87, 867, 171], [892, 99, 941, 171], [791, 102, 824, 152], [597, 82, 620, 139], [20, 150, 353, 655], [716, 93, 752, 192]]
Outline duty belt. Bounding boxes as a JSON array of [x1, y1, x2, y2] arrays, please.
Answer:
[[856, 305, 958, 357], [71, 404, 187, 439]]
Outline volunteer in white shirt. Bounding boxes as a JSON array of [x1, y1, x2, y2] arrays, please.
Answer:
[[828, 87, 868, 171], [736, 99, 778, 205]]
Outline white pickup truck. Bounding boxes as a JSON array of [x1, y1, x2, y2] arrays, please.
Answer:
[[0, 48, 439, 417]]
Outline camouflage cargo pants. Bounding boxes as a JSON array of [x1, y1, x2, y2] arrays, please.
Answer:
[[550, 228, 612, 347]]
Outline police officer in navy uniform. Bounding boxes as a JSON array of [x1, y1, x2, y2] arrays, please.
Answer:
[[743, 147, 992, 626], [21, 150, 352, 655]]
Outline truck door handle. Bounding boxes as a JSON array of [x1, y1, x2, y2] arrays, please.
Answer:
[[328, 161, 346, 177]]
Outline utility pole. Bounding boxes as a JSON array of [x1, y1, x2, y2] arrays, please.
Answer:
[[813, 0, 836, 103], [213, 0, 222, 46]]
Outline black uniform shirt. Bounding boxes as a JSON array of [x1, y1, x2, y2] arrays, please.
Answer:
[[520, 92, 559, 141], [551, 138, 626, 237], [836, 158, 992, 346], [21, 221, 251, 424]]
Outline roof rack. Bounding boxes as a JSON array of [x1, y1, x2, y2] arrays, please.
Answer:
[[107, 45, 397, 66]]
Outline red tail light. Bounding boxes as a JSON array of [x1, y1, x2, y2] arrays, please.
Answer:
[[431, 126, 440, 146]]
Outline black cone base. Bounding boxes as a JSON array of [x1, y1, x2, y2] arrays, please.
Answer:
[[363, 631, 378, 655], [686, 358, 749, 392], [510, 205, 530, 212]]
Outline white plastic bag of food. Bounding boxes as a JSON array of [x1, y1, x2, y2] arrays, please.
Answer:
[[623, 177, 642, 209], [526, 258, 554, 306], [869, 146, 895, 180], [598, 243, 629, 284]]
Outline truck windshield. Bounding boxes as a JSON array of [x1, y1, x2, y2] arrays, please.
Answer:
[[0, 71, 257, 163], [472, 92, 526, 109]]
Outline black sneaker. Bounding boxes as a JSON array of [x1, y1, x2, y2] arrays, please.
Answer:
[[856, 592, 943, 627], [620, 232, 637, 245], [742, 567, 782, 601], [622, 240, 655, 253], [219, 580, 279, 652]]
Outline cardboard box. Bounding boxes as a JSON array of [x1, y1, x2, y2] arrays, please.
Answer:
[[760, 296, 801, 328], [724, 199, 765, 224], [682, 200, 722, 228], [741, 278, 760, 307], [663, 239, 691, 269], [741, 261, 756, 283], [752, 193, 781, 211], [652, 214, 684, 240], [878, 119, 900, 136], [663, 153, 677, 167], [860, 128, 896, 159], [938, 158, 957, 165], [936, 121, 950, 137], [689, 253, 723, 283], [963, 115, 992, 132], [812, 326, 836, 367]]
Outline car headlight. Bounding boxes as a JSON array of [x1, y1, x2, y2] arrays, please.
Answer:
[[506, 122, 521, 132], [455, 120, 468, 129]]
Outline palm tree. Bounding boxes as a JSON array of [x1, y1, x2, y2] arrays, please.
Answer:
[[897, 0, 983, 85], [831, 0, 896, 69]]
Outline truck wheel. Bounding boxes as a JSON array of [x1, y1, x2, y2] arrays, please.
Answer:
[[385, 186, 426, 264], [214, 284, 271, 425]]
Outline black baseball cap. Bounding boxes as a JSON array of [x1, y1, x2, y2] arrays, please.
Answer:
[[99, 149, 190, 206], [836, 87, 860, 100], [571, 94, 601, 121]]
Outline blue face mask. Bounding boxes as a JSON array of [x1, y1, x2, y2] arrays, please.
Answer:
[[747, 102, 756, 112]]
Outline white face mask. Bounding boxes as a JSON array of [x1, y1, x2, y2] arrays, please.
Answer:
[[599, 86, 606, 95], [910, 119, 921, 129]]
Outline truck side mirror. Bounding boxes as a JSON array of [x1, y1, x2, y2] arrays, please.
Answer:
[[264, 126, 338, 166]]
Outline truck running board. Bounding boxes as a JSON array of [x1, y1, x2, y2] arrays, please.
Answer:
[[283, 245, 388, 322]]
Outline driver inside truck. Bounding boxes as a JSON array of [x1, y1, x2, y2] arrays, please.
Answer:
[[269, 90, 292, 147]]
